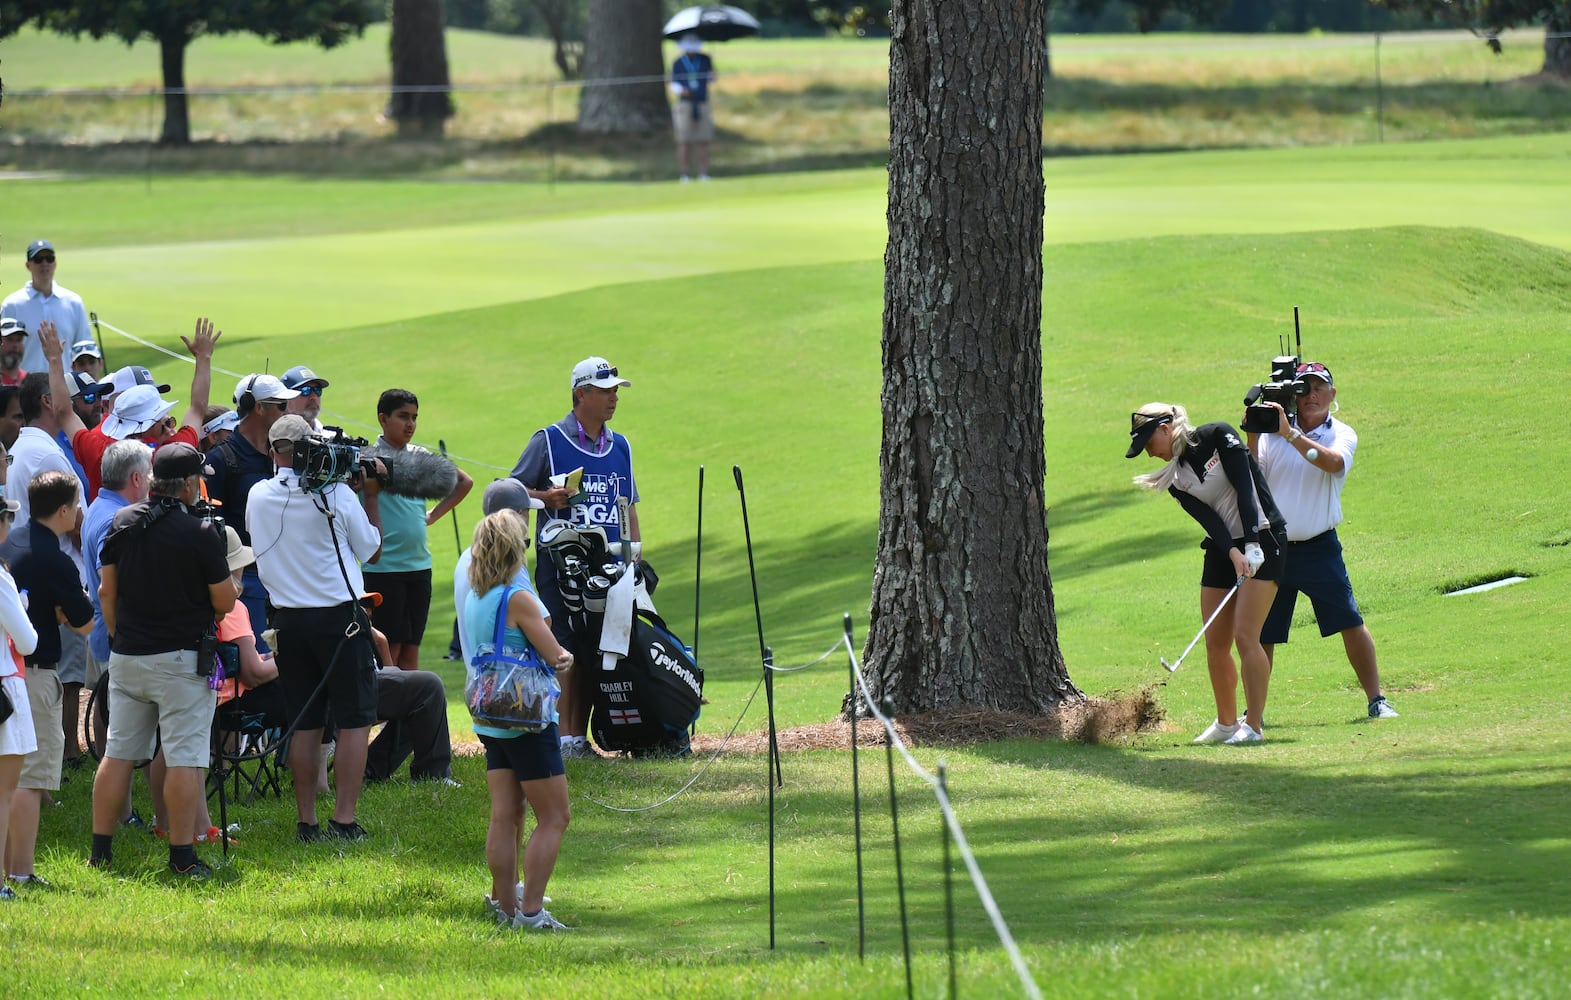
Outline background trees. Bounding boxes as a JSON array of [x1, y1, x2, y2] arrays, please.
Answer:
[[0, 0, 368, 145]]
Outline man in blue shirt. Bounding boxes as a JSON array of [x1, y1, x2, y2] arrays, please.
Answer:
[[1, 241, 91, 375], [670, 33, 716, 181], [510, 356, 641, 758]]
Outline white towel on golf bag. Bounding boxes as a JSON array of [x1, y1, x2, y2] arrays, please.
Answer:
[[598, 570, 658, 670]]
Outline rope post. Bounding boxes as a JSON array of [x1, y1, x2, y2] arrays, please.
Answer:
[[939, 761, 956, 1000], [885, 696, 914, 999], [765, 643, 777, 951], [692, 464, 703, 736], [845, 614, 865, 962]]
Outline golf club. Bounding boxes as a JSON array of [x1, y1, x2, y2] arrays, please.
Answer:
[[1160, 574, 1246, 673]]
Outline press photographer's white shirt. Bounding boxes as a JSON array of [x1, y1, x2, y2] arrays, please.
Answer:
[[246, 471, 380, 609], [1257, 415, 1357, 541]]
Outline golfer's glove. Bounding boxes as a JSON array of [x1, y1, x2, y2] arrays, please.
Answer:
[[1243, 543, 1265, 577]]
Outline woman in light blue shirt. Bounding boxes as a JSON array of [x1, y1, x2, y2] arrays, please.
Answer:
[[463, 510, 574, 931]]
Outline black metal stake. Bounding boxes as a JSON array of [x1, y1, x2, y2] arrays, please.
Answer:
[[845, 614, 865, 962], [885, 697, 914, 1000], [89, 311, 109, 369], [939, 762, 956, 1000], [693, 464, 703, 670], [765, 642, 777, 951]]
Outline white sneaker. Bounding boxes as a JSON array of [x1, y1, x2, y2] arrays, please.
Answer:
[[1368, 696, 1399, 719], [1224, 722, 1264, 744], [1192, 719, 1239, 744], [511, 908, 571, 931]]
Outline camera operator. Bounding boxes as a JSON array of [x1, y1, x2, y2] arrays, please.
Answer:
[[89, 444, 234, 879], [1248, 362, 1396, 720], [246, 415, 384, 843]]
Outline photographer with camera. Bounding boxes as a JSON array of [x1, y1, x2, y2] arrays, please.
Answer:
[[88, 444, 233, 879], [246, 415, 383, 843], [1248, 362, 1396, 720], [1129, 403, 1286, 745]]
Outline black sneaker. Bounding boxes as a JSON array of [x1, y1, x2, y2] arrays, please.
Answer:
[[122, 809, 149, 832], [327, 819, 368, 841], [297, 821, 325, 843], [169, 858, 212, 880]]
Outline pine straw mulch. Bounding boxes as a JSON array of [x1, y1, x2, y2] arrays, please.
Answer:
[[452, 687, 1168, 757]]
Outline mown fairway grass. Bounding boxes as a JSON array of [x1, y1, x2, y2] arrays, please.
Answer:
[[3, 135, 1570, 997]]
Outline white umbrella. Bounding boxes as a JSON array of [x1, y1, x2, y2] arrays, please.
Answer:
[[662, 4, 761, 42]]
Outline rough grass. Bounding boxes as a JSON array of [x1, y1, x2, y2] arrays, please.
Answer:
[[1, 28, 1564, 178]]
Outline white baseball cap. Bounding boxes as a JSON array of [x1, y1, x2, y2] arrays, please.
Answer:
[[102, 384, 178, 440], [234, 373, 301, 407], [570, 357, 631, 392]]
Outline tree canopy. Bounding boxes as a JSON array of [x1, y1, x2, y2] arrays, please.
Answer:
[[0, 0, 369, 143]]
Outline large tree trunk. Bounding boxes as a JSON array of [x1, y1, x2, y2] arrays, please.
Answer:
[[1545, 14, 1571, 78], [576, 0, 669, 133], [158, 33, 191, 145], [388, 0, 454, 138], [864, 0, 1079, 716]]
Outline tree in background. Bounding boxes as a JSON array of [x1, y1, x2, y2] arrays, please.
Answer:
[[388, 0, 455, 137], [0, 0, 367, 145], [865, 0, 1081, 716], [576, 0, 667, 133], [1376, 0, 1571, 78]]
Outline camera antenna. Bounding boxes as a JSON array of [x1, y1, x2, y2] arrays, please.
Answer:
[[1293, 306, 1302, 357]]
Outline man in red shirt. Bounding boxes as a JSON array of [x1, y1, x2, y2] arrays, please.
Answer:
[[40, 319, 220, 502]]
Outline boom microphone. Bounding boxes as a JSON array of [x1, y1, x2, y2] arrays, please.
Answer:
[[363, 442, 460, 500]]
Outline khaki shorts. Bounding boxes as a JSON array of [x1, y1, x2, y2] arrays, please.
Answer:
[[673, 100, 714, 144], [106, 649, 216, 769], [18, 669, 64, 790]]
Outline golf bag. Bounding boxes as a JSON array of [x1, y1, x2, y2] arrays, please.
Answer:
[[539, 521, 703, 755]]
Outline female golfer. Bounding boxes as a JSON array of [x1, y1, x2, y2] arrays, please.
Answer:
[[1128, 402, 1285, 744], [0, 485, 40, 900], [462, 510, 574, 930]]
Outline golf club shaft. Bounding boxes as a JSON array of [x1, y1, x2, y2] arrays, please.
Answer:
[[1164, 574, 1246, 673], [438, 439, 461, 555]]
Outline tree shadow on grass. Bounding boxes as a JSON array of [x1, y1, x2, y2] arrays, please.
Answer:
[[955, 740, 1571, 940]]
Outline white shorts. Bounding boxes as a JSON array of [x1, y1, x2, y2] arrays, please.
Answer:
[[0, 674, 39, 758]]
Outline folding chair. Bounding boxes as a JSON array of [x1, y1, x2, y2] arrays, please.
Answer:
[[208, 677, 287, 807]]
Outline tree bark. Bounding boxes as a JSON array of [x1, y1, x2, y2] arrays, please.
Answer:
[[576, 0, 669, 134], [388, 0, 455, 138], [864, 0, 1080, 716], [1544, 14, 1571, 78], [158, 33, 191, 145]]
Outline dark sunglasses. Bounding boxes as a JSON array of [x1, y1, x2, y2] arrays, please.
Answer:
[[30, 255, 56, 264], [294, 385, 326, 397], [595, 365, 618, 380], [78, 391, 104, 404]]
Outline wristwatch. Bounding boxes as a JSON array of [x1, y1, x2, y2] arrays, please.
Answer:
[[1286, 429, 1302, 443]]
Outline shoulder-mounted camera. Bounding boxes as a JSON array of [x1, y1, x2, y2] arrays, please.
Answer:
[[293, 426, 379, 494], [1241, 307, 1310, 434]]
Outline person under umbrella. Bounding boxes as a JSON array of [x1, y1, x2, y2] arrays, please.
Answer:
[[669, 33, 717, 182]]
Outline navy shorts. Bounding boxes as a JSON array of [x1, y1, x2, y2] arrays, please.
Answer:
[[363, 569, 433, 646], [1260, 529, 1364, 644], [480, 723, 565, 782], [1200, 530, 1284, 589]]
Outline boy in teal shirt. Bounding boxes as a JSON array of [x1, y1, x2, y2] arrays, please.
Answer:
[[363, 388, 472, 671]]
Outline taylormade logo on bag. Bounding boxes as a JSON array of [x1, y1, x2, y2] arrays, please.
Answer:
[[650, 643, 702, 698]]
